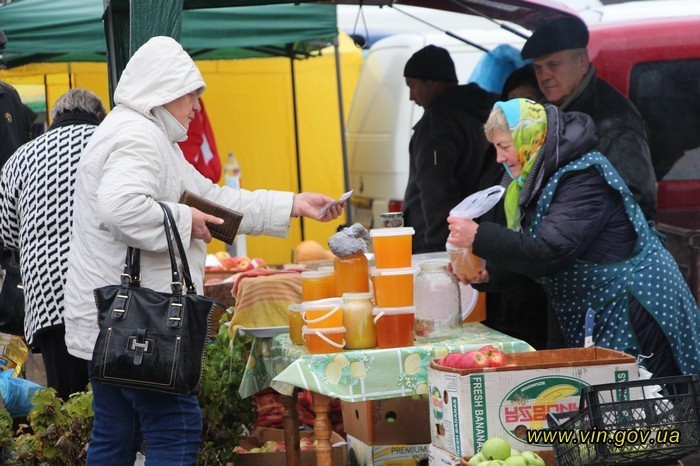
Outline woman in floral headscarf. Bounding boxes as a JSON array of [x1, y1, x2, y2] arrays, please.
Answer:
[[448, 98, 700, 378]]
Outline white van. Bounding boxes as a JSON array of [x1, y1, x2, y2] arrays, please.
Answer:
[[346, 28, 525, 228]]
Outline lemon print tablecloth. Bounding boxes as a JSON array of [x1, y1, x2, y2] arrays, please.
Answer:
[[239, 322, 534, 401]]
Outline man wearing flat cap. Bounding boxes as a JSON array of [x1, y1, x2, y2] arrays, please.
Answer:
[[402, 45, 500, 253], [523, 16, 657, 221]]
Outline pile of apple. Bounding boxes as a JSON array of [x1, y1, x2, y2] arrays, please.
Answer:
[[233, 438, 316, 454], [437, 345, 507, 370], [468, 437, 545, 466], [205, 251, 266, 274]]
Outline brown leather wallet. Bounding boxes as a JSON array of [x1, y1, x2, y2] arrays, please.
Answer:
[[178, 190, 243, 245]]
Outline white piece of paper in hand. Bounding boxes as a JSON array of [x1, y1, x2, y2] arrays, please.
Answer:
[[318, 190, 353, 217]]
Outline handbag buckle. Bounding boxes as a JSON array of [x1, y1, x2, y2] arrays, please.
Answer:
[[128, 329, 153, 366], [168, 298, 184, 329], [129, 338, 150, 352]]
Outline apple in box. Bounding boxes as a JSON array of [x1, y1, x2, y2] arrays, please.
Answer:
[[436, 345, 508, 370], [480, 345, 507, 367], [457, 350, 489, 369]]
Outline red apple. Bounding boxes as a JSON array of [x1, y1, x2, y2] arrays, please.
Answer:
[[480, 345, 507, 367], [439, 353, 464, 368], [232, 256, 254, 272], [251, 257, 266, 269], [300, 438, 315, 451], [220, 257, 238, 271], [457, 350, 489, 370]]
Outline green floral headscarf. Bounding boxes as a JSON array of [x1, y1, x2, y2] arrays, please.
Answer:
[[493, 99, 547, 229]]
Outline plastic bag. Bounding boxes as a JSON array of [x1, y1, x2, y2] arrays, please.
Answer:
[[446, 186, 505, 281], [0, 369, 42, 417], [449, 185, 505, 219], [468, 44, 529, 94]]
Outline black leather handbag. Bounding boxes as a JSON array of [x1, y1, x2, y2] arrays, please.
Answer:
[[91, 203, 223, 396], [0, 248, 25, 336]]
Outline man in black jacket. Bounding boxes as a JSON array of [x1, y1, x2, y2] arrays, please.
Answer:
[[522, 17, 657, 221], [402, 45, 500, 253]]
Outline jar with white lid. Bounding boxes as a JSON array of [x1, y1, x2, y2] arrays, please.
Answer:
[[414, 259, 462, 341], [342, 292, 376, 349]]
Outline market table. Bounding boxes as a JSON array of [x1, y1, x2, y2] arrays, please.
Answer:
[[239, 323, 534, 466]]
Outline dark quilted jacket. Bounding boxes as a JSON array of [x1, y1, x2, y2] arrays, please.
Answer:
[[562, 67, 657, 220]]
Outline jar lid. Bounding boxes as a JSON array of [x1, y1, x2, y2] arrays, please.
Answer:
[[343, 292, 373, 300], [301, 325, 346, 335], [301, 270, 331, 278], [302, 297, 343, 310], [369, 226, 415, 238], [318, 266, 335, 274], [372, 306, 416, 315], [370, 266, 419, 277], [288, 304, 304, 313], [418, 259, 450, 270]]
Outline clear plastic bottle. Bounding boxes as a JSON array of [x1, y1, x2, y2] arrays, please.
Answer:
[[413, 259, 462, 342], [223, 153, 241, 189]]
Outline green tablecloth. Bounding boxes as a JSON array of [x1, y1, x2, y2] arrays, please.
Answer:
[[239, 323, 533, 401]]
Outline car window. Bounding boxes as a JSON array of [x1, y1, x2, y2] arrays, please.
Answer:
[[629, 60, 700, 181]]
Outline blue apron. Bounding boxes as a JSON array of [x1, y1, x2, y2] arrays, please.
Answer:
[[529, 151, 700, 375]]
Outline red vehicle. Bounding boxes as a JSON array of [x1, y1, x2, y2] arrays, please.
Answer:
[[585, 12, 700, 301], [393, 0, 700, 300]]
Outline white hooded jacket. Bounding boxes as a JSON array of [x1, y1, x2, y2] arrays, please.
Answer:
[[64, 37, 293, 360]]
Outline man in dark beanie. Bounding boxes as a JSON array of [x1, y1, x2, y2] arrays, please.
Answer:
[[402, 45, 500, 253], [523, 16, 657, 221]]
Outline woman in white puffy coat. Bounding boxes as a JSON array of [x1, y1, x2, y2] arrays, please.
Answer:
[[64, 36, 342, 465]]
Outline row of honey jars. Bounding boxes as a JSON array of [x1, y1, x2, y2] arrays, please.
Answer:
[[369, 227, 416, 348]]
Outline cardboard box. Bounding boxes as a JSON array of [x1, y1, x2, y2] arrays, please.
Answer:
[[462, 450, 556, 466], [347, 434, 429, 466], [428, 443, 462, 466], [235, 427, 347, 466], [428, 347, 640, 457], [342, 396, 431, 445]]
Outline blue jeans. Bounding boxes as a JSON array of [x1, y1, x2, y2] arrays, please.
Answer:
[[87, 377, 202, 466]]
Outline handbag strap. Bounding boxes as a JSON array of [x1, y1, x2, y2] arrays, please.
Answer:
[[120, 203, 197, 295], [160, 202, 198, 294]]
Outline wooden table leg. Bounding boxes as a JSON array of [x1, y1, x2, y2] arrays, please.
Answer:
[[281, 391, 300, 466], [311, 392, 333, 466]]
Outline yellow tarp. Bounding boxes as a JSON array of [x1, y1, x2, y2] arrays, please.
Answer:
[[0, 33, 364, 265]]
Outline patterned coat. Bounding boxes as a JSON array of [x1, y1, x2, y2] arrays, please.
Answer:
[[0, 114, 98, 346]]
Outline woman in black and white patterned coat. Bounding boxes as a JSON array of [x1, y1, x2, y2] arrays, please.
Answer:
[[0, 89, 106, 400]]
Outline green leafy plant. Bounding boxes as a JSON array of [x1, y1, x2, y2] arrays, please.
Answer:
[[198, 317, 257, 465], [10, 387, 93, 465]]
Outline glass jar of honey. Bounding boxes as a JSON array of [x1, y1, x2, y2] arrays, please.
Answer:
[[301, 270, 334, 302], [342, 292, 376, 350], [334, 253, 369, 296], [288, 304, 304, 345]]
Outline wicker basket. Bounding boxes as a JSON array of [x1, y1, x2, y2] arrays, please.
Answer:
[[204, 281, 236, 338]]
